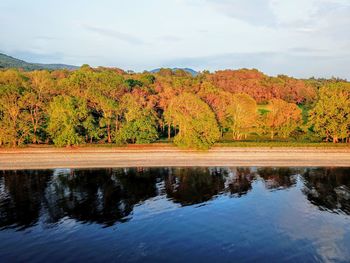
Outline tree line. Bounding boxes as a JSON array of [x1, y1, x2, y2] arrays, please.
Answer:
[[0, 66, 349, 149]]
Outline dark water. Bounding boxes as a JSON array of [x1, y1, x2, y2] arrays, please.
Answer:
[[1, 167, 350, 263]]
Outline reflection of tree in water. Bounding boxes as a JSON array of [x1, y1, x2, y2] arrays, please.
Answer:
[[0, 167, 259, 230], [227, 168, 255, 197], [45, 168, 159, 227], [165, 167, 227, 206], [3, 167, 348, 230], [0, 170, 52, 230], [302, 168, 350, 215], [258, 167, 299, 190]]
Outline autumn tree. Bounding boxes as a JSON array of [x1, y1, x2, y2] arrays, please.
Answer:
[[0, 70, 28, 146], [164, 93, 220, 149], [0, 64, 349, 148], [0, 84, 29, 146], [226, 93, 258, 140], [23, 70, 54, 143], [0, 69, 25, 87], [154, 80, 181, 140], [198, 84, 258, 139], [309, 83, 350, 143], [58, 65, 94, 97], [207, 69, 316, 104], [262, 99, 302, 139], [197, 82, 233, 135]]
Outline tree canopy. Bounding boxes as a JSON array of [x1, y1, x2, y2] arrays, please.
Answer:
[[165, 93, 220, 149], [262, 99, 302, 139], [309, 83, 350, 143], [0, 66, 349, 148], [116, 94, 158, 144], [47, 95, 89, 146]]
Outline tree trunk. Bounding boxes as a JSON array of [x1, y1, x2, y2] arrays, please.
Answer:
[[115, 118, 119, 132], [168, 125, 171, 141], [33, 126, 37, 144], [33, 108, 38, 144], [325, 131, 330, 142], [107, 124, 111, 143]]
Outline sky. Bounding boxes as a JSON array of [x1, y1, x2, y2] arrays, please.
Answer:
[[1, 0, 350, 79]]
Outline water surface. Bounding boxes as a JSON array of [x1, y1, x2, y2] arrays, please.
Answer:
[[1, 167, 350, 262]]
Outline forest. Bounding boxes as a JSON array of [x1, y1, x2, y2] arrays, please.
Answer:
[[0, 66, 349, 149]]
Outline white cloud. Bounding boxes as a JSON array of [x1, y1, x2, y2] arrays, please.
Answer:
[[82, 24, 146, 45], [205, 0, 276, 26], [0, 0, 349, 78]]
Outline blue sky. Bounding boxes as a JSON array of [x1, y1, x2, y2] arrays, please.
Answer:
[[1, 0, 350, 79]]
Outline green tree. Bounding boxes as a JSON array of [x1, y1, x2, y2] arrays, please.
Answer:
[[164, 93, 220, 149], [116, 94, 158, 144], [309, 83, 350, 143], [47, 96, 89, 146], [124, 79, 143, 91], [83, 115, 101, 143], [140, 74, 156, 85], [89, 70, 125, 143], [91, 93, 118, 143]]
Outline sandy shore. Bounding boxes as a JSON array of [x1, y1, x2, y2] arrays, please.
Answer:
[[0, 146, 349, 170]]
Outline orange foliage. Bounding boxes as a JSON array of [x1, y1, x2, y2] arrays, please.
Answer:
[[207, 69, 316, 104], [264, 99, 302, 139]]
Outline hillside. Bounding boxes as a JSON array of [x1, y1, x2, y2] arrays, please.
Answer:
[[0, 53, 78, 71], [150, 67, 198, 76]]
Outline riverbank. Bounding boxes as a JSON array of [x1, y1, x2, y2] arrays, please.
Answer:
[[0, 146, 349, 169]]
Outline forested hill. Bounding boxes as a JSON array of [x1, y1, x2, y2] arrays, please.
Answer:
[[0, 53, 78, 71], [150, 68, 198, 76]]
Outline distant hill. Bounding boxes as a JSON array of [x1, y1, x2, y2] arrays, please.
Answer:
[[0, 53, 78, 71], [150, 67, 198, 76], [0, 53, 199, 75]]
